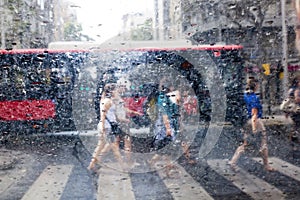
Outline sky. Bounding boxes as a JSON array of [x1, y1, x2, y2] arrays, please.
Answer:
[[68, 0, 154, 42]]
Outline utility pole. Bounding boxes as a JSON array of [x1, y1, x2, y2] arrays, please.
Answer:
[[281, 0, 289, 98], [154, 0, 159, 40], [0, 0, 6, 49]]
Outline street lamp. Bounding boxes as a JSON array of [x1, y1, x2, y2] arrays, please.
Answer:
[[281, 0, 289, 98]]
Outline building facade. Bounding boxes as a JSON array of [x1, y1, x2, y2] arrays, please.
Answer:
[[0, 0, 78, 49]]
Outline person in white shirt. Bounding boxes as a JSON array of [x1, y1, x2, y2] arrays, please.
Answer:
[[88, 83, 124, 172]]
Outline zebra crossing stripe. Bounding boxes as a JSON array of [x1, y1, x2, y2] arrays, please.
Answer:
[[154, 161, 213, 200], [0, 166, 26, 194], [97, 166, 135, 200], [21, 165, 73, 200], [252, 157, 300, 182], [207, 159, 285, 200]]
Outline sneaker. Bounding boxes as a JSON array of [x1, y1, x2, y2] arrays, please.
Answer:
[[228, 161, 239, 172], [264, 165, 276, 172]]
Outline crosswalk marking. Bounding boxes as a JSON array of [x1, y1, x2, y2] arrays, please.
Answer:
[[5, 156, 299, 199], [207, 159, 285, 200], [154, 161, 213, 200], [97, 166, 135, 200], [0, 166, 26, 194], [21, 165, 73, 200], [252, 157, 300, 182]]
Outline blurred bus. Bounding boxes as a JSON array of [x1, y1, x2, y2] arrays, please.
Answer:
[[0, 40, 246, 135]]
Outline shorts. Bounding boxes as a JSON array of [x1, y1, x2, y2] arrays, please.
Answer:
[[97, 124, 117, 143], [97, 121, 128, 140], [242, 118, 266, 148], [243, 118, 266, 133], [118, 122, 130, 139]]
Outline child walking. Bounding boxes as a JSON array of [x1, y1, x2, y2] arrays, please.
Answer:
[[229, 77, 275, 172]]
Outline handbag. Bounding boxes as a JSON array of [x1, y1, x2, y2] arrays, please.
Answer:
[[152, 135, 173, 151], [151, 116, 174, 150], [280, 98, 300, 113], [105, 117, 124, 136]]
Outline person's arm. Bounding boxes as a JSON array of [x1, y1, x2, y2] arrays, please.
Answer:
[[100, 99, 111, 135], [251, 107, 258, 133], [125, 107, 143, 115], [162, 114, 172, 136], [295, 88, 300, 103], [176, 90, 181, 105]]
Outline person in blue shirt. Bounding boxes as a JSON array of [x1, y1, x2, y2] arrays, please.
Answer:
[[229, 77, 275, 172], [152, 84, 175, 150]]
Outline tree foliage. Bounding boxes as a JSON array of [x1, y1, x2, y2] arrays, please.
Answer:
[[64, 22, 83, 41], [130, 18, 153, 41]]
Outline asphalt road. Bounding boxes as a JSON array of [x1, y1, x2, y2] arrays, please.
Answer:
[[1, 125, 300, 200]]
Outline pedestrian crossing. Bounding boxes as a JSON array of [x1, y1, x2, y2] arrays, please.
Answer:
[[252, 157, 300, 182], [21, 165, 73, 200], [1, 156, 300, 200], [207, 159, 285, 200], [97, 166, 135, 200], [154, 161, 213, 200]]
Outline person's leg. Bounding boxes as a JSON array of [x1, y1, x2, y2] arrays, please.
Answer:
[[260, 132, 275, 171], [110, 139, 124, 167], [229, 143, 246, 170], [290, 115, 298, 142], [229, 128, 248, 171], [292, 116, 300, 143], [258, 120, 275, 171], [88, 135, 106, 170], [181, 141, 196, 164], [124, 135, 132, 163], [163, 156, 178, 177]]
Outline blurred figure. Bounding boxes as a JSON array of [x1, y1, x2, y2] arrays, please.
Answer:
[[114, 80, 142, 168], [289, 1, 300, 146], [182, 90, 198, 118], [150, 79, 196, 176], [149, 81, 176, 176], [295, 0, 300, 52], [286, 74, 300, 145], [87, 83, 124, 172], [151, 81, 175, 150], [167, 84, 196, 164], [229, 78, 275, 172]]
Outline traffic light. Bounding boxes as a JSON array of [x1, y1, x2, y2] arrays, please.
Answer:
[[262, 63, 270, 75]]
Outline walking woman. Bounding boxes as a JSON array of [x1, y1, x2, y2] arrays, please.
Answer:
[[88, 83, 123, 171], [229, 77, 275, 172]]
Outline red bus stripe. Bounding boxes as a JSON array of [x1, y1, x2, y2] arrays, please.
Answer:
[[0, 44, 242, 55], [0, 99, 55, 121]]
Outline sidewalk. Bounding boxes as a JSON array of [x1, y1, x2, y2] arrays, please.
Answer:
[[262, 114, 293, 126], [262, 104, 294, 126]]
